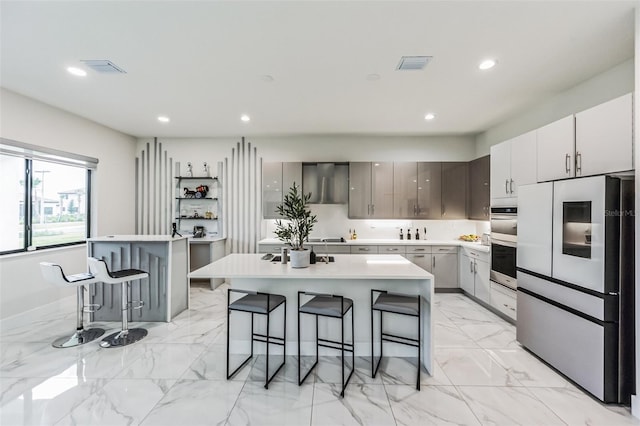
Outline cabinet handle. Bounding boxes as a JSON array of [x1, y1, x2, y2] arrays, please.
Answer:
[[414, 255, 425, 258], [576, 152, 582, 175], [387, 248, 399, 251], [505, 179, 509, 195], [432, 257, 436, 268], [358, 247, 370, 251], [473, 260, 477, 273], [367, 204, 371, 215], [371, 204, 375, 215], [509, 179, 514, 194], [565, 153, 571, 174], [414, 248, 425, 251], [469, 260, 474, 273]]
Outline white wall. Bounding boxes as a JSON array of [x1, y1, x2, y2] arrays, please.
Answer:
[[475, 58, 635, 156], [0, 88, 137, 321]]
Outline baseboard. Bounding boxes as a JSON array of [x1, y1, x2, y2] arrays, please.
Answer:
[[434, 288, 463, 294], [0, 294, 76, 332]]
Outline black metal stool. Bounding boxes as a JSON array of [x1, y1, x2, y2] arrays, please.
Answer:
[[371, 289, 421, 390], [226, 289, 286, 389], [298, 291, 354, 397]]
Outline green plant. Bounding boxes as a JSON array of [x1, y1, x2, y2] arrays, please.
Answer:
[[274, 182, 317, 251]]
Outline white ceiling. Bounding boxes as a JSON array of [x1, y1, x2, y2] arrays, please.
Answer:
[[0, 1, 636, 139]]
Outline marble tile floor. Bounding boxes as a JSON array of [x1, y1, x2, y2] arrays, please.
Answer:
[[1, 285, 638, 425]]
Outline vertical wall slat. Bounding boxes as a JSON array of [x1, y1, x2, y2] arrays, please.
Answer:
[[141, 149, 146, 235], [135, 157, 139, 234], [153, 138, 158, 234]]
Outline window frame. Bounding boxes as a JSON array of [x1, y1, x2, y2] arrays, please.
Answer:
[[0, 138, 98, 255]]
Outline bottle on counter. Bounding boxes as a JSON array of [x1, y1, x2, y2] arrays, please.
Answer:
[[310, 246, 316, 264], [399, 228, 404, 240], [415, 228, 420, 240], [352, 229, 357, 240], [406, 229, 411, 240]]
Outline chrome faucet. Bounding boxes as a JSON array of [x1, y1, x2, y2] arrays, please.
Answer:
[[320, 238, 329, 264]]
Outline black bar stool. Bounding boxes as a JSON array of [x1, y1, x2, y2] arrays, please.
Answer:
[[371, 289, 421, 390], [298, 291, 354, 397], [39, 262, 105, 348], [88, 257, 149, 348], [226, 289, 286, 389]]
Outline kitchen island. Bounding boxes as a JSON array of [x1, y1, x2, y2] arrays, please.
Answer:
[[190, 253, 434, 373], [87, 235, 189, 322]]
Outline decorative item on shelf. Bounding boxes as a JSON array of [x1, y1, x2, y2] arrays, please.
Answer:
[[274, 182, 318, 268], [195, 185, 209, 198], [185, 162, 193, 177], [184, 187, 197, 198], [205, 208, 213, 220], [193, 210, 200, 218], [193, 226, 205, 238], [202, 162, 210, 177], [171, 222, 182, 238], [181, 208, 187, 218]]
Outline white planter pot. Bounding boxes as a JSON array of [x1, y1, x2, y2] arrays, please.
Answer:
[[289, 249, 310, 268]]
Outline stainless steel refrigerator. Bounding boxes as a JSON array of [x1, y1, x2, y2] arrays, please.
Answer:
[[516, 175, 634, 404]]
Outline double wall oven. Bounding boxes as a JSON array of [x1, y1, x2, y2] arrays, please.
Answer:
[[490, 207, 517, 290]]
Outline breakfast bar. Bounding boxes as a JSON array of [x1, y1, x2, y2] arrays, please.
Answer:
[[190, 253, 434, 374]]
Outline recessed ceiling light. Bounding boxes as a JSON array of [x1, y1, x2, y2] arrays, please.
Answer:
[[157, 116, 170, 123], [67, 67, 87, 77], [478, 59, 497, 70], [424, 113, 436, 120], [240, 114, 251, 122]]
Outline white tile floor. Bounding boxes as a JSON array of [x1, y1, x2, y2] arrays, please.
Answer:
[[1, 284, 639, 425]]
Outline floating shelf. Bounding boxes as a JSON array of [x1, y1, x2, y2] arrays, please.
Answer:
[[176, 217, 218, 220], [175, 176, 217, 180], [175, 197, 218, 200]]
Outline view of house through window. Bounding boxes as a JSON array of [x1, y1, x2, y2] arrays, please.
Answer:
[[0, 154, 90, 254]]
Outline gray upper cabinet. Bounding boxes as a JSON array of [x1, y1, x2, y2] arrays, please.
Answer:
[[262, 162, 302, 219], [349, 162, 393, 218], [441, 162, 468, 219], [417, 162, 442, 219], [393, 162, 441, 219], [468, 155, 490, 220]]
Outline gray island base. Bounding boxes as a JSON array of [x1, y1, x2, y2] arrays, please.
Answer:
[[88, 235, 189, 322], [190, 253, 434, 374]]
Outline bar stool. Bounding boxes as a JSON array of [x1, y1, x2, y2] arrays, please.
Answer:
[[298, 291, 354, 397], [87, 257, 149, 348], [39, 262, 105, 348], [227, 289, 286, 388], [371, 289, 421, 390]]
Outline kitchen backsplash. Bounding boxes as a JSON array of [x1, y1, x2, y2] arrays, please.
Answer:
[[262, 204, 490, 241]]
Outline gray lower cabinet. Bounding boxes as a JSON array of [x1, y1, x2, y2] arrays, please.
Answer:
[[350, 245, 379, 254], [441, 162, 468, 219], [458, 247, 490, 303], [432, 247, 459, 289], [468, 155, 490, 220]]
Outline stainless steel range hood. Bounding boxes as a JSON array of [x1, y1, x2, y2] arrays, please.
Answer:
[[302, 162, 348, 204]]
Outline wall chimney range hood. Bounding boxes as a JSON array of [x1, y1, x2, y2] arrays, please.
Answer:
[[302, 162, 349, 204]]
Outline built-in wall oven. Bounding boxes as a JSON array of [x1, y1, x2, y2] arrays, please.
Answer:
[[490, 207, 517, 290]]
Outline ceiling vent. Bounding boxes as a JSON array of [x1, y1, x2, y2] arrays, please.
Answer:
[[396, 56, 432, 71], [80, 60, 126, 74]]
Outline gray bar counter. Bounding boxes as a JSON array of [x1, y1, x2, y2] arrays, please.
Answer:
[[87, 235, 189, 322]]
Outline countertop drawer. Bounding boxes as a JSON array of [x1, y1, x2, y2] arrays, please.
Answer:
[[406, 245, 432, 254], [460, 246, 490, 263], [490, 282, 517, 320], [350, 245, 379, 254], [378, 245, 406, 254], [432, 245, 457, 254]]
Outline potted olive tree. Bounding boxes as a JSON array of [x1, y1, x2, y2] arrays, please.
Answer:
[[274, 182, 318, 268]]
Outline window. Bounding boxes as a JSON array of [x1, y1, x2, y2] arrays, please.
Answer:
[[0, 139, 97, 255]]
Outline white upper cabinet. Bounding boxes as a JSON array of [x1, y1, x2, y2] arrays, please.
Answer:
[[537, 116, 575, 182], [575, 93, 633, 177], [490, 130, 537, 204], [509, 131, 537, 198], [490, 141, 511, 200]]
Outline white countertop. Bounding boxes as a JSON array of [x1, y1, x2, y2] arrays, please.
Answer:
[[89, 235, 188, 242], [258, 238, 490, 252], [188, 236, 226, 244], [190, 253, 433, 280]]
